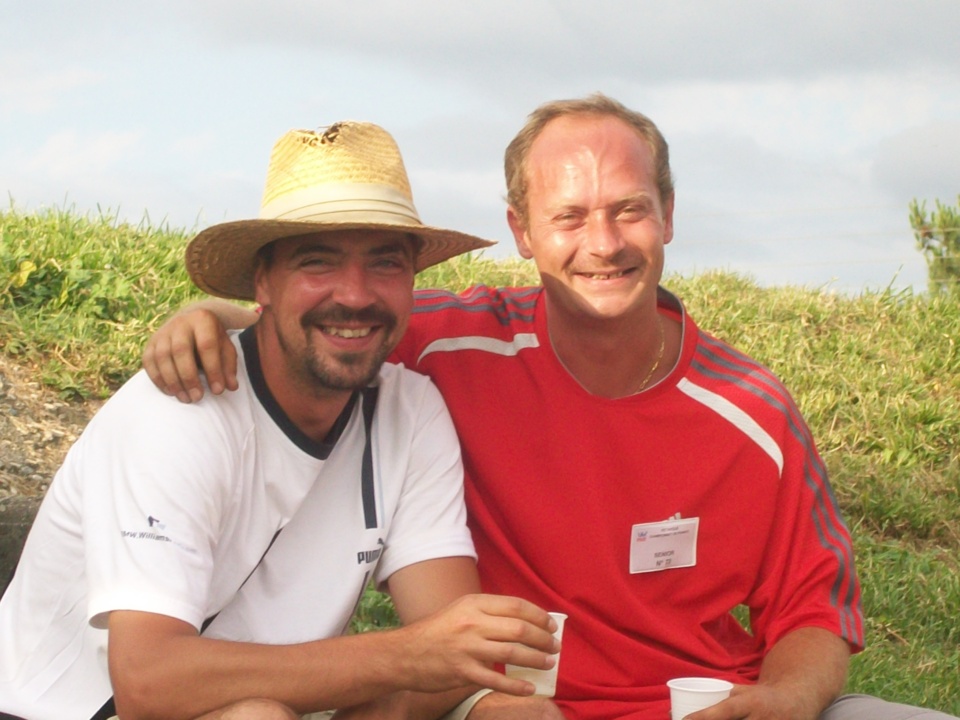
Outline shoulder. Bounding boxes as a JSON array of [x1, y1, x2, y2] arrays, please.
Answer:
[[673, 298, 793, 409], [51, 370, 259, 537], [77, 367, 257, 471], [369, 363, 459, 470], [374, 362, 445, 413], [680, 326, 816, 470], [687, 328, 797, 413], [661, 290, 799, 422], [412, 285, 542, 321], [393, 286, 542, 366]]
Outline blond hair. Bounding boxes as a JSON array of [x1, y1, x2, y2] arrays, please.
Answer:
[[504, 93, 674, 227]]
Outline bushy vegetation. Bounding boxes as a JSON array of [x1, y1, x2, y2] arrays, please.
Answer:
[[911, 196, 960, 296], [2, 207, 958, 712]]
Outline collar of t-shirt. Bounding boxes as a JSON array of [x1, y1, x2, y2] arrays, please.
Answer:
[[239, 326, 358, 460]]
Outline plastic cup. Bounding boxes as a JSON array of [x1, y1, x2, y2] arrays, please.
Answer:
[[666, 677, 733, 720], [504, 612, 567, 697]]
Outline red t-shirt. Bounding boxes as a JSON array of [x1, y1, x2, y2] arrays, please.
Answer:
[[391, 285, 863, 720]]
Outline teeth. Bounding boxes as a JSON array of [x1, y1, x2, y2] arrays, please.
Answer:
[[584, 271, 626, 280], [323, 326, 372, 339]]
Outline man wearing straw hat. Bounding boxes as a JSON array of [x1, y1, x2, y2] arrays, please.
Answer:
[[140, 97, 959, 720], [0, 122, 560, 720]]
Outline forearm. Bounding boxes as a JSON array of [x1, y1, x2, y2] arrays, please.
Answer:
[[174, 298, 258, 330], [111, 616, 439, 720], [110, 588, 560, 720], [757, 626, 850, 719]]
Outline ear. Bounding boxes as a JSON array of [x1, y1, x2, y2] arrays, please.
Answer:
[[507, 206, 534, 260], [253, 262, 271, 308], [661, 194, 675, 246]]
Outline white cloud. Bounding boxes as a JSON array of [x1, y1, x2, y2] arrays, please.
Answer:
[[170, 133, 220, 160], [0, 59, 100, 116], [871, 121, 960, 203], [162, 0, 960, 87], [24, 130, 143, 180], [649, 71, 960, 162]]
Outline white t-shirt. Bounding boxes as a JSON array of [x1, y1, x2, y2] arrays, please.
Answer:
[[0, 329, 474, 720]]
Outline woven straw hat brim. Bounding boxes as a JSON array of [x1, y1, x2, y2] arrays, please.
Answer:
[[186, 218, 495, 301]]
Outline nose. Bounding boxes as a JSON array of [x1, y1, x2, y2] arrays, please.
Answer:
[[330, 260, 378, 308], [582, 212, 625, 258]]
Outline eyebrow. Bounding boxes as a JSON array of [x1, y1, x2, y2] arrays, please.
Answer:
[[547, 192, 655, 213], [290, 242, 337, 258], [289, 237, 414, 260], [614, 194, 656, 210], [368, 239, 415, 259]]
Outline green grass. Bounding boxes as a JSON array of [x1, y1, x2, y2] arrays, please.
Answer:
[[2, 207, 958, 713], [1, 205, 198, 397]]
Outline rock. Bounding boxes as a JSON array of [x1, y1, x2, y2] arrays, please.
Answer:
[[0, 354, 100, 597], [0, 496, 41, 596]]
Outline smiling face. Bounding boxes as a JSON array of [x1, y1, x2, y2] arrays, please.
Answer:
[[253, 230, 416, 396], [508, 113, 674, 328]]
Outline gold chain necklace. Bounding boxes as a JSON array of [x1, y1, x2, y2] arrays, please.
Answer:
[[635, 316, 665, 394]]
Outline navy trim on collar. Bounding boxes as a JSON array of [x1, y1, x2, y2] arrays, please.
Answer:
[[239, 327, 358, 460]]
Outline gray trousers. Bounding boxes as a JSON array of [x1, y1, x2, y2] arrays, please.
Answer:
[[822, 694, 958, 720], [96, 693, 959, 720], [427, 691, 959, 720]]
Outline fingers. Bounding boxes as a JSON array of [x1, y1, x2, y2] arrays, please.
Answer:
[[439, 594, 559, 660], [460, 594, 558, 632], [143, 324, 200, 403], [466, 665, 543, 698], [142, 336, 166, 394], [192, 312, 237, 396], [684, 689, 747, 720], [162, 320, 205, 403], [469, 594, 561, 655], [221, 337, 239, 392], [433, 647, 549, 699], [142, 310, 239, 403], [440, 595, 562, 692], [397, 593, 564, 696]]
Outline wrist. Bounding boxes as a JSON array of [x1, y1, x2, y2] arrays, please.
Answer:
[[445, 689, 494, 720], [755, 680, 825, 720], [382, 624, 427, 692]]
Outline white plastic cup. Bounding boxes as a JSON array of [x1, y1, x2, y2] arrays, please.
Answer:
[[666, 677, 733, 720], [504, 612, 567, 697]]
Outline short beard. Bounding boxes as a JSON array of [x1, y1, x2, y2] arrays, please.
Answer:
[[302, 339, 392, 392], [287, 304, 398, 393]]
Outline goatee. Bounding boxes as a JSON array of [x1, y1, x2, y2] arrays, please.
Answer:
[[295, 304, 398, 393]]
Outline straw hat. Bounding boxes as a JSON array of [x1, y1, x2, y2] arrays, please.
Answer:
[[186, 121, 495, 300]]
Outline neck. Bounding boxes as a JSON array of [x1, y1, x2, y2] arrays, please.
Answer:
[[267, 374, 352, 442], [254, 326, 355, 443], [545, 297, 672, 399]]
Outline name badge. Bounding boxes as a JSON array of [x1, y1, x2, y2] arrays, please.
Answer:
[[629, 517, 699, 574]]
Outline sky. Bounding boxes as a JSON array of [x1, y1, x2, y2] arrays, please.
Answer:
[[3, 1, 959, 294]]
